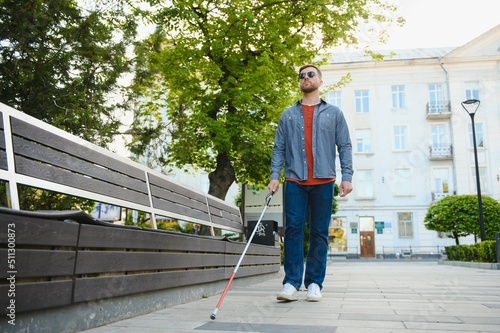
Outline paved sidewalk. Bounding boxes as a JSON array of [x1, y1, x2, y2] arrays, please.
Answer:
[[82, 261, 500, 333]]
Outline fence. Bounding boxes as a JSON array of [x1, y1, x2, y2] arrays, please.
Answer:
[[328, 246, 447, 260]]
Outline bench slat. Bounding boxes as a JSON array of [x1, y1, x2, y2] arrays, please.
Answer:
[[0, 212, 79, 247], [226, 253, 280, 266], [0, 249, 76, 278], [149, 183, 208, 212], [0, 281, 73, 314], [13, 136, 148, 193], [75, 251, 225, 274], [207, 197, 241, 216], [11, 117, 145, 179], [78, 224, 226, 252], [15, 156, 151, 206], [231, 264, 281, 278], [148, 173, 207, 202], [0, 114, 6, 169], [73, 269, 225, 302], [151, 196, 210, 221]]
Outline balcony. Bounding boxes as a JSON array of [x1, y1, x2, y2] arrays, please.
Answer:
[[429, 144, 453, 160], [431, 191, 453, 202], [426, 101, 451, 119]]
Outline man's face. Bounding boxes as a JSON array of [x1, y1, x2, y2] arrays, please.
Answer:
[[299, 67, 322, 93]]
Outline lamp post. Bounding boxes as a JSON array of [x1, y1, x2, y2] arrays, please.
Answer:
[[461, 99, 485, 241]]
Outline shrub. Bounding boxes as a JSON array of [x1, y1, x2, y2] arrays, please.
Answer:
[[445, 241, 497, 263]]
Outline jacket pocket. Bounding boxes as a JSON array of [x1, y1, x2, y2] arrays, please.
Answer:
[[318, 112, 335, 131]]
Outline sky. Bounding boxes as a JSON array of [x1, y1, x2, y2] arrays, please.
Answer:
[[368, 0, 499, 50]]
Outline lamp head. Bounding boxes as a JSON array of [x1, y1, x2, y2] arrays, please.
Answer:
[[461, 99, 480, 115]]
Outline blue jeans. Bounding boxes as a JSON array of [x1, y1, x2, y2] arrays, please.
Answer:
[[283, 181, 333, 290]]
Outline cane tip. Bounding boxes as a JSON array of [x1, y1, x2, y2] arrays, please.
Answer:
[[210, 314, 216, 320]]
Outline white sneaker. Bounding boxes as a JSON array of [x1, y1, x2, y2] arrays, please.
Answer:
[[306, 283, 322, 302], [277, 283, 298, 301]]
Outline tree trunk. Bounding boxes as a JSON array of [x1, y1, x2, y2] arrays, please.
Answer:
[[208, 152, 236, 201]]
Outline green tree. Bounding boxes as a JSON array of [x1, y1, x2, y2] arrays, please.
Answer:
[[424, 195, 500, 244], [0, 0, 137, 211], [129, 0, 400, 200], [0, 0, 136, 146]]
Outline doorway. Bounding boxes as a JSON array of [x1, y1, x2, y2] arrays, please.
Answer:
[[359, 217, 375, 258]]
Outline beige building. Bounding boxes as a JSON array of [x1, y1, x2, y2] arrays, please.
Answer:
[[320, 24, 500, 258]]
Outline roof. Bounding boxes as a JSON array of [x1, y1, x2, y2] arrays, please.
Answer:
[[329, 47, 457, 64]]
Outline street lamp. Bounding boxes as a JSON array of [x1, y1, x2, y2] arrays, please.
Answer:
[[461, 99, 485, 241]]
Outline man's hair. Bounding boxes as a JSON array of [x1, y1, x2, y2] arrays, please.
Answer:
[[298, 64, 322, 79]]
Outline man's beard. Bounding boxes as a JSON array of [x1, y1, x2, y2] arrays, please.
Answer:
[[300, 85, 317, 93]]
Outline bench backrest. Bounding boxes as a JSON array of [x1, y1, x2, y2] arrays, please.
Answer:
[[0, 102, 243, 233]]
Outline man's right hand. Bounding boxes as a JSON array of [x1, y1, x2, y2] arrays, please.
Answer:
[[268, 179, 280, 193]]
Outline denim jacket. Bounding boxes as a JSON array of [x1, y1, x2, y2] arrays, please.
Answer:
[[270, 99, 353, 182]]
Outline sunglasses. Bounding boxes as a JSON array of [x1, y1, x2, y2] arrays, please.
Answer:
[[298, 71, 316, 79]]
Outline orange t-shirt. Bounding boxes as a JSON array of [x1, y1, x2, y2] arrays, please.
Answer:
[[287, 104, 334, 185]]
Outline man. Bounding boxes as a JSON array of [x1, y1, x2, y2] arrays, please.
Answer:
[[268, 64, 353, 302]]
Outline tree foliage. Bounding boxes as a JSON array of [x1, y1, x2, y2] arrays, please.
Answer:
[[0, 0, 137, 146], [0, 0, 137, 211], [424, 195, 500, 244], [129, 0, 400, 200]]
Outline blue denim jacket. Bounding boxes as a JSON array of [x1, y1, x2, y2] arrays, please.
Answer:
[[270, 99, 353, 182]]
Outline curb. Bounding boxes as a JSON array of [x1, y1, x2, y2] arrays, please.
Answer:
[[438, 260, 500, 270]]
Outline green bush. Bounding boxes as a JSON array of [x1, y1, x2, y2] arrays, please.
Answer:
[[445, 241, 497, 263], [280, 242, 284, 265]]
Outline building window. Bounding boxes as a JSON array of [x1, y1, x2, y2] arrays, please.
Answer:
[[393, 168, 413, 196], [433, 168, 450, 201], [465, 81, 480, 100], [472, 167, 489, 194], [355, 90, 369, 113], [324, 91, 342, 107], [431, 124, 448, 151], [428, 84, 445, 113], [391, 85, 405, 109], [393, 126, 407, 150], [398, 212, 413, 238], [356, 129, 371, 153], [433, 168, 450, 193], [468, 123, 484, 147], [356, 169, 374, 198], [329, 216, 347, 252]]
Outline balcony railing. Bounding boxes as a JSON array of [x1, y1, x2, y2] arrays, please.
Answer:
[[431, 191, 453, 201], [426, 101, 451, 119], [429, 144, 453, 160]]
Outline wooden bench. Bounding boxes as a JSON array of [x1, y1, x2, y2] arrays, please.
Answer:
[[0, 102, 280, 332]]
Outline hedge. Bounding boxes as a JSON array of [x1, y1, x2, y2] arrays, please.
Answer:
[[445, 241, 497, 263]]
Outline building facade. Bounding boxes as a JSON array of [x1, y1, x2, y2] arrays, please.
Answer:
[[319, 25, 500, 257]]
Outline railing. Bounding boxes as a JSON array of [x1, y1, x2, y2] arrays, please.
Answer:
[[432, 191, 453, 202], [381, 246, 447, 259], [429, 144, 453, 160], [426, 101, 451, 118], [328, 246, 448, 260]]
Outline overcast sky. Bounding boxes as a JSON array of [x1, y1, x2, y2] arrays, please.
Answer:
[[374, 0, 499, 49]]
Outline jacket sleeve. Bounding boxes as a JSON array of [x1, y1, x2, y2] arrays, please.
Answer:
[[270, 116, 286, 181], [336, 111, 354, 182]]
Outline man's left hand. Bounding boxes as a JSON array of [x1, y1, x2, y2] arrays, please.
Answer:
[[339, 181, 352, 197]]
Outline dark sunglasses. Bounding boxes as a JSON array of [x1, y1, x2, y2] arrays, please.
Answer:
[[298, 71, 316, 79]]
